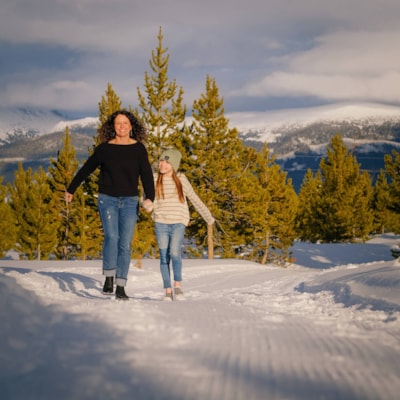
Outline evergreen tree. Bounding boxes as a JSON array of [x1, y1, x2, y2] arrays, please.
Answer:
[[296, 169, 324, 242], [135, 27, 186, 261], [18, 167, 58, 260], [136, 26, 186, 161], [318, 134, 373, 242], [183, 75, 250, 254], [383, 150, 400, 233], [372, 170, 393, 234], [8, 163, 32, 255], [67, 188, 102, 260], [98, 82, 123, 130], [48, 127, 78, 259], [86, 83, 124, 197], [245, 144, 298, 264], [0, 177, 17, 257], [349, 171, 374, 239], [69, 83, 124, 259], [48, 127, 102, 259]]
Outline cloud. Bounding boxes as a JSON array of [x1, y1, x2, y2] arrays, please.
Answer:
[[236, 28, 400, 103], [1, 0, 400, 113]]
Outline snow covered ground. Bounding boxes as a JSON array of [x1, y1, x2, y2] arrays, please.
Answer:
[[1, 234, 400, 400]]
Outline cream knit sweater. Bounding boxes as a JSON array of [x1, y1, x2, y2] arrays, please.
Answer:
[[152, 173, 215, 226]]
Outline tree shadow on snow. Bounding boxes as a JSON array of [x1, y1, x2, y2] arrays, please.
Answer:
[[0, 274, 184, 400]]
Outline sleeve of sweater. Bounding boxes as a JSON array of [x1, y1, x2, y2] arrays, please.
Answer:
[[66, 150, 100, 194], [139, 145, 155, 202], [180, 174, 215, 225]]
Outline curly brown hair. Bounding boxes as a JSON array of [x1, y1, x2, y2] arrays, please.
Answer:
[[97, 110, 147, 144]]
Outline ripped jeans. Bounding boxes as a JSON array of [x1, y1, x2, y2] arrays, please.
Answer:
[[98, 194, 139, 287]]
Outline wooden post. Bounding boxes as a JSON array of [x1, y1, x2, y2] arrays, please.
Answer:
[[207, 224, 214, 259]]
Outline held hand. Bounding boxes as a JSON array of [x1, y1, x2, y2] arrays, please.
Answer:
[[65, 191, 73, 203], [142, 199, 154, 213]]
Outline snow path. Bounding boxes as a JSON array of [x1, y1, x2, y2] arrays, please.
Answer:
[[1, 255, 400, 400]]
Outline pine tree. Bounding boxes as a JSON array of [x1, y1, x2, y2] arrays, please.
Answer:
[[135, 27, 186, 261], [349, 171, 374, 239], [48, 127, 102, 259], [318, 134, 373, 242], [372, 170, 393, 234], [296, 169, 324, 242], [8, 163, 32, 254], [18, 167, 58, 260], [98, 82, 123, 129], [85, 83, 124, 199], [183, 75, 250, 254], [68, 83, 124, 259], [383, 150, 400, 233], [0, 177, 17, 257], [67, 188, 102, 260], [48, 127, 78, 259], [245, 144, 298, 264], [136, 26, 186, 161]]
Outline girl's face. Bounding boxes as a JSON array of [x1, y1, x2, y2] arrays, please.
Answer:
[[159, 160, 173, 176]]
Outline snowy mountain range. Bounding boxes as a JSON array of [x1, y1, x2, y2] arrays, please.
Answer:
[[1, 102, 400, 189], [231, 102, 400, 143]]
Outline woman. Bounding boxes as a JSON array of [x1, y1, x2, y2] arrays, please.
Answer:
[[152, 148, 215, 301], [65, 110, 155, 300]]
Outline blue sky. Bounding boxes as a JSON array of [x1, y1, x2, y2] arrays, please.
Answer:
[[1, 0, 400, 117]]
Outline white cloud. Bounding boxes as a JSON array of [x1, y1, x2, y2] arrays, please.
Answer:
[[1, 0, 400, 112], [238, 28, 400, 103]]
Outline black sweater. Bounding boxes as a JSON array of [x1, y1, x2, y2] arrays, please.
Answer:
[[67, 142, 155, 201]]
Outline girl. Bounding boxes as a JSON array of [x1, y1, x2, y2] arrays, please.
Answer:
[[151, 149, 215, 301]]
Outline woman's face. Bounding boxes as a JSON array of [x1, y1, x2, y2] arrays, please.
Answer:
[[114, 114, 132, 138], [159, 160, 173, 175]]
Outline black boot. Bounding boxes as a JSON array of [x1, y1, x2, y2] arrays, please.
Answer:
[[116, 285, 129, 300], [102, 276, 114, 295]]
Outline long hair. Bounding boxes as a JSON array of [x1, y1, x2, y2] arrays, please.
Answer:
[[97, 110, 147, 144], [156, 171, 185, 203]]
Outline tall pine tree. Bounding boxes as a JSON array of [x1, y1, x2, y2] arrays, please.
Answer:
[[134, 27, 187, 262], [183, 75, 250, 254], [136, 26, 186, 161]]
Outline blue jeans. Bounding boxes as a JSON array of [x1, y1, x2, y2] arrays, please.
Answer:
[[98, 194, 139, 287], [155, 222, 186, 288]]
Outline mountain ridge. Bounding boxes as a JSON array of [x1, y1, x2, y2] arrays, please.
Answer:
[[1, 102, 400, 189]]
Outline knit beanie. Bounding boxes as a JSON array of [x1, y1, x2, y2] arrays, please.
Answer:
[[159, 149, 182, 171]]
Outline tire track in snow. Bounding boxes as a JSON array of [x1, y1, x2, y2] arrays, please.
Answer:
[[2, 261, 400, 400], [130, 263, 400, 400]]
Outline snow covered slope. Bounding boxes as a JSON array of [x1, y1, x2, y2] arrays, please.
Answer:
[[1, 234, 400, 400]]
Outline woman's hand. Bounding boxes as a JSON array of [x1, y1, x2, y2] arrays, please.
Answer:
[[65, 191, 73, 203]]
